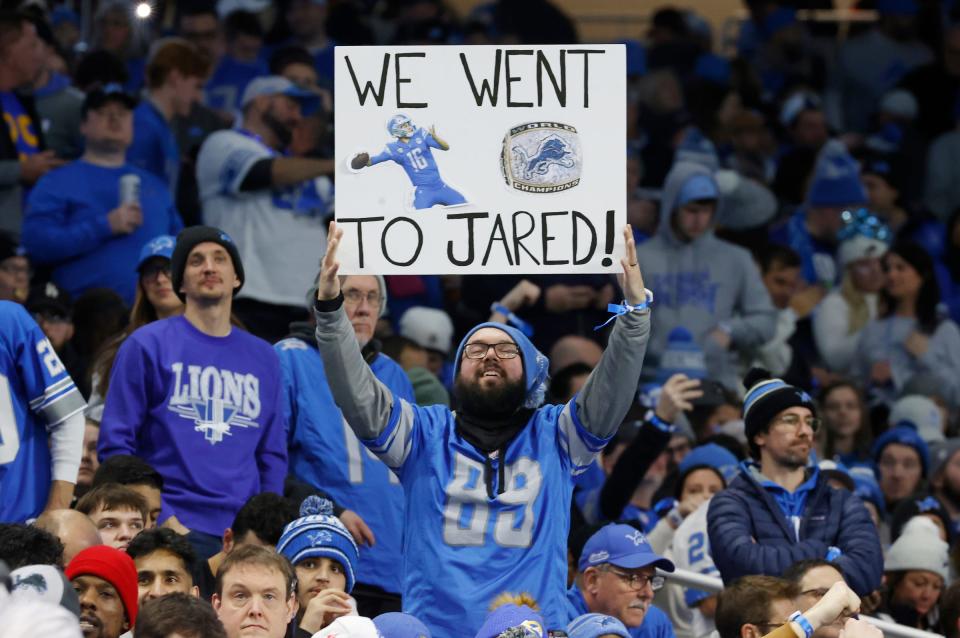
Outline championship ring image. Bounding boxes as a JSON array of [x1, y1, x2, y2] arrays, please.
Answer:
[[501, 122, 582, 193]]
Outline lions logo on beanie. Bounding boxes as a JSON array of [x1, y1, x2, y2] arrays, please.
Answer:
[[277, 496, 359, 593], [742, 368, 817, 456]]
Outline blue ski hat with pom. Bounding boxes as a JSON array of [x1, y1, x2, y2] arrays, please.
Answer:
[[276, 496, 359, 592], [454, 322, 549, 409]]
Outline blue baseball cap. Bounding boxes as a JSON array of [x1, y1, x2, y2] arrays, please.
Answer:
[[241, 75, 321, 116], [136, 235, 176, 272], [566, 614, 630, 638], [474, 604, 545, 638], [578, 524, 675, 572], [676, 173, 719, 207]]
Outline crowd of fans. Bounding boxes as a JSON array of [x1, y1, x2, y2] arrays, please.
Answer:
[[4, 0, 960, 637]]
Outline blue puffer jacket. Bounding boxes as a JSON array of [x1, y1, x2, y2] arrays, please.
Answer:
[[707, 462, 882, 595]]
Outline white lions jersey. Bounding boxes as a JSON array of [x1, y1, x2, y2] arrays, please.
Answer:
[[197, 130, 332, 307], [672, 500, 719, 638]]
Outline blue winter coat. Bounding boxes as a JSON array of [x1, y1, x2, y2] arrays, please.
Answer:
[[707, 464, 882, 595]]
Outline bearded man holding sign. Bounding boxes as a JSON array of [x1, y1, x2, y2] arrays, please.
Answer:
[[312, 220, 652, 635]]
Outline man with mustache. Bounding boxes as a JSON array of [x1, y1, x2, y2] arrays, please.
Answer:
[[67, 544, 139, 638], [565, 523, 676, 638], [708, 368, 882, 596], [313, 222, 653, 636], [196, 75, 334, 343]]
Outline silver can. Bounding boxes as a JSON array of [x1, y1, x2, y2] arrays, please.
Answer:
[[119, 174, 141, 206]]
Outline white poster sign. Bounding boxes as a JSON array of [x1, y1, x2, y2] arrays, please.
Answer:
[[334, 45, 626, 274]]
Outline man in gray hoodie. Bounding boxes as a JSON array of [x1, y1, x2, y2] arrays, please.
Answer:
[[637, 161, 776, 391]]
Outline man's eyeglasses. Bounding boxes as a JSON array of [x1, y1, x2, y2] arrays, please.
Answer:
[[343, 289, 380, 308], [602, 566, 664, 591], [773, 414, 821, 433], [463, 342, 520, 359]]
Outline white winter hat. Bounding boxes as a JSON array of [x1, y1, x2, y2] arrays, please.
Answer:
[[839, 235, 887, 270], [312, 616, 383, 638], [885, 519, 950, 581], [890, 395, 945, 444], [399, 307, 454, 355]]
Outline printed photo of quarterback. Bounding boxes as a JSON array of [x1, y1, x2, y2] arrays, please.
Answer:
[[350, 113, 468, 210]]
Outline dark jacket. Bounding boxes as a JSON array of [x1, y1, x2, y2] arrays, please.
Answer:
[[707, 463, 882, 595]]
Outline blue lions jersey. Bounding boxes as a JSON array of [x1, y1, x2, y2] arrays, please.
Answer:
[[275, 337, 414, 594], [370, 128, 445, 187], [365, 394, 610, 637], [0, 301, 85, 522]]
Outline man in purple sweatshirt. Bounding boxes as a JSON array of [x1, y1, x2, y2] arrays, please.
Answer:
[[99, 226, 287, 560]]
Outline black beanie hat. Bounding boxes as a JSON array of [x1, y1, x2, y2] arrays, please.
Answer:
[[742, 368, 817, 457], [170, 226, 244, 301]]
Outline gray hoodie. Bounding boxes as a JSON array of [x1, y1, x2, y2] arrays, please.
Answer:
[[637, 162, 776, 389]]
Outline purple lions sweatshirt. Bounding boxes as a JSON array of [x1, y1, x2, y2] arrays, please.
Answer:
[[99, 316, 287, 535]]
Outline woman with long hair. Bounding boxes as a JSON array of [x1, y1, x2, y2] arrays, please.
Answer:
[[852, 241, 960, 409], [879, 520, 948, 632], [813, 230, 887, 374], [816, 380, 872, 467], [86, 235, 183, 419]]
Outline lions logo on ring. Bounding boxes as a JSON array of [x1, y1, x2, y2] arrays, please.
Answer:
[[501, 122, 582, 193]]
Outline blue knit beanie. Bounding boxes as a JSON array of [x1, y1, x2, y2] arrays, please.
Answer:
[[454, 322, 549, 409], [276, 496, 359, 593], [873, 425, 930, 478], [807, 141, 867, 208], [679, 443, 740, 484]]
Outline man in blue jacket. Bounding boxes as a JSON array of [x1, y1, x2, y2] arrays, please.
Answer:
[[707, 368, 882, 596], [275, 272, 414, 616]]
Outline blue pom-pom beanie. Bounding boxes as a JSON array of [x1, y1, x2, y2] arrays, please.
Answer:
[[276, 496, 359, 592]]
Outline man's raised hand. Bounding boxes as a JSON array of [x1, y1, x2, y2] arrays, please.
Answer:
[[656, 374, 703, 423], [619, 224, 646, 306], [317, 221, 343, 301]]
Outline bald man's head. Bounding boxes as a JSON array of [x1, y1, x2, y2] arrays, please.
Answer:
[[549, 335, 603, 373], [34, 509, 102, 564]]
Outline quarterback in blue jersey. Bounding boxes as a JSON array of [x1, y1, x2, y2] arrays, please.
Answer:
[[275, 273, 414, 610], [312, 222, 653, 636], [351, 113, 467, 210], [0, 301, 86, 522]]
